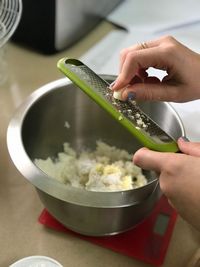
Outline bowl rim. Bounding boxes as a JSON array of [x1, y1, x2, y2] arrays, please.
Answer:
[[9, 255, 63, 267], [7, 76, 185, 208]]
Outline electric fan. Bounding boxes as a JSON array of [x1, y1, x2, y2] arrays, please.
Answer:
[[0, 0, 22, 48]]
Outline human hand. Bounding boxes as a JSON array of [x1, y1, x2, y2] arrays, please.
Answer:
[[133, 137, 200, 231], [111, 36, 200, 103]]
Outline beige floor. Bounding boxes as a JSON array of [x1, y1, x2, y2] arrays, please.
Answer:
[[0, 21, 200, 267]]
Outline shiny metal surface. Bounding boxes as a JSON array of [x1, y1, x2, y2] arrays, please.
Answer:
[[138, 101, 184, 140], [37, 186, 161, 236], [55, 0, 122, 50], [7, 75, 185, 236]]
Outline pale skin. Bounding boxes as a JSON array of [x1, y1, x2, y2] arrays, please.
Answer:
[[111, 35, 200, 231]]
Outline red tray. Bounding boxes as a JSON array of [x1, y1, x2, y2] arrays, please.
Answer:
[[39, 195, 177, 266]]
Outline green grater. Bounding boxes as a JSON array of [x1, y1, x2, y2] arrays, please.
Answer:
[[57, 58, 179, 152]]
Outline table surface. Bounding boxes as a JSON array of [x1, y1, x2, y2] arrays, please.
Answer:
[[0, 21, 200, 267]]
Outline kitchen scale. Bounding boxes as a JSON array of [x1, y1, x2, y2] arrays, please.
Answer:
[[39, 195, 177, 266]]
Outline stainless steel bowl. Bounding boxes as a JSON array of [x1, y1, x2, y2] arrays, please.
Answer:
[[7, 76, 185, 236]]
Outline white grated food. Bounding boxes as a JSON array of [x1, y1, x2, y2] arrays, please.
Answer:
[[35, 141, 147, 192]]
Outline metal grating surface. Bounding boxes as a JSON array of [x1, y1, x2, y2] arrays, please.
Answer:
[[66, 63, 174, 144]]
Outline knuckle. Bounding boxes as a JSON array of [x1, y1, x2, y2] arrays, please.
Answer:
[[161, 43, 175, 57], [125, 50, 137, 61], [161, 35, 176, 44], [140, 87, 156, 101], [120, 48, 129, 59], [159, 36, 178, 57], [159, 158, 181, 194], [165, 35, 176, 42]]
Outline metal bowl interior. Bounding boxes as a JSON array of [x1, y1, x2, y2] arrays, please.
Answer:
[[7, 76, 185, 235], [7, 75, 185, 206]]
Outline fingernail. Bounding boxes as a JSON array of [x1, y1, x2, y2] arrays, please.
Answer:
[[181, 136, 190, 142], [127, 92, 136, 101], [109, 80, 116, 89]]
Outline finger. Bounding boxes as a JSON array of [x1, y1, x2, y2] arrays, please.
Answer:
[[121, 81, 178, 102], [138, 37, 168, 48], [118, 35, 179, 84], [119, 43, 152, 72], [111, 75, 142, 98], [113, 47, 169, 91], [120, 37, 164, 66], [178, 137, 200, 157], [119, 45, 140, 72], [133, 147, 172, 173], [118, 38, 164, 78]]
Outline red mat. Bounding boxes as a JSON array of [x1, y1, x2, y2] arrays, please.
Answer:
[[39, 195, 177, 266]]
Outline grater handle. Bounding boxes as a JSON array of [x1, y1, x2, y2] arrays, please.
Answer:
[[57, 57, 179, 153]]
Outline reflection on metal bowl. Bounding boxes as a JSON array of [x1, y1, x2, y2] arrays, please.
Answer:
[[7, 76, 185, 236]]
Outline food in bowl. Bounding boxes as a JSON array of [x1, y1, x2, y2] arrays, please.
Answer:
[[35, 140, 147, 192]]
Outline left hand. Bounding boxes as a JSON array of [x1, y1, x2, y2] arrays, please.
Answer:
[[133, 137, 200, 231]]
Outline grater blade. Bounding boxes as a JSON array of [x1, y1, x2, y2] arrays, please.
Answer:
[[57, 58, 179, 152]]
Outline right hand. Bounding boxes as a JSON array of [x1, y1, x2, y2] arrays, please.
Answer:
[[133, 137, 200, 231], [111, 35, 200, 103]]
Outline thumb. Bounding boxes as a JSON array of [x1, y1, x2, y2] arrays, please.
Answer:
[[178, 137, 200, 157], [133, 147, 171, 173], [122, 81, 177, 102]]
